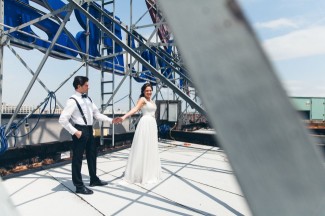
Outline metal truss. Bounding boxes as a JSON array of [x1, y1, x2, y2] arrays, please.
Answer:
[[0, 0, 205, 139]]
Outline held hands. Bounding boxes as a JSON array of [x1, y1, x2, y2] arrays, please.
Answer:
[[112, 117, 124, 124]]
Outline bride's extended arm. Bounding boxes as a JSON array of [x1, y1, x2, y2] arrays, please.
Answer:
[[120, 98, 145, 121]]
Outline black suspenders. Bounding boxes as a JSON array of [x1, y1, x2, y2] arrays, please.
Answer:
[[70, 96, 92, 125]]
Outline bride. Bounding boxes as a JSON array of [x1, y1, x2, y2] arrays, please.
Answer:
[[113, 83, 161, 184]]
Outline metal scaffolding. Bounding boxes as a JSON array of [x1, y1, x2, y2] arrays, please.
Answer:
[[0, 0, 204, 147]]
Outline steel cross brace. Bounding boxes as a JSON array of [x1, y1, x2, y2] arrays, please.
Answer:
[[68, 0, 206, 116]]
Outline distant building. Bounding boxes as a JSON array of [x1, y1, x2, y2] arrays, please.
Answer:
[[1, 103, 63, 115], [1, 102, 125, 115], [2, 103, 35, 114], [290, 97, 325, 121]]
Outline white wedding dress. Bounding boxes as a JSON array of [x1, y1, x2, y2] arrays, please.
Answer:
[[124, 97, 162, 184]]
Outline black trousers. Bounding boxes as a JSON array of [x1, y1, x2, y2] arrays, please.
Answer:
[[71, 124, 100, 187]]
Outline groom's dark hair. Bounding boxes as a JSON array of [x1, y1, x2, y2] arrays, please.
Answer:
[[73, 76, 89, 89]]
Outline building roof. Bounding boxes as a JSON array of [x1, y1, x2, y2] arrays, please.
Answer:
[[1, 141, 250, 215]]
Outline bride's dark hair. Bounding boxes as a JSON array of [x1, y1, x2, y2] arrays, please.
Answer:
[[139, 83, 153, 98]]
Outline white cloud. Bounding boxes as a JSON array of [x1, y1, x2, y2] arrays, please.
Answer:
[[281, 80, 325, 97], [255, 18, 299, 30], [262, 26, 325, 61]]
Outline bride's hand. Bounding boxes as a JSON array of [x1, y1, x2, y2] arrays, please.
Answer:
[[113, 117, 124, 124]]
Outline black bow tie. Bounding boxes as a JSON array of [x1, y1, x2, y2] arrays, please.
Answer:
[[81, 94, 88, 98]]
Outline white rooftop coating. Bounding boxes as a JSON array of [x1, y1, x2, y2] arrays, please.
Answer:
[[2, 141, 251, 216]]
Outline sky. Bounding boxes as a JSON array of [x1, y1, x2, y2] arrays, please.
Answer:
[[238, 0, 325, 97], [2, 0, 325, 112]]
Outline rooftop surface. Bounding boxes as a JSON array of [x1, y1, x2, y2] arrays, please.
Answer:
[[2, 141, 251, 216]]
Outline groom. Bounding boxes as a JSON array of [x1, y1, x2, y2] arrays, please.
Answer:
[[59, 76, 113, 195]]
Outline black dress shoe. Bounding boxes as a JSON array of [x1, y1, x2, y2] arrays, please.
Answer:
[[89, 180, 108, 187], [76, 186, 93, 195]]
